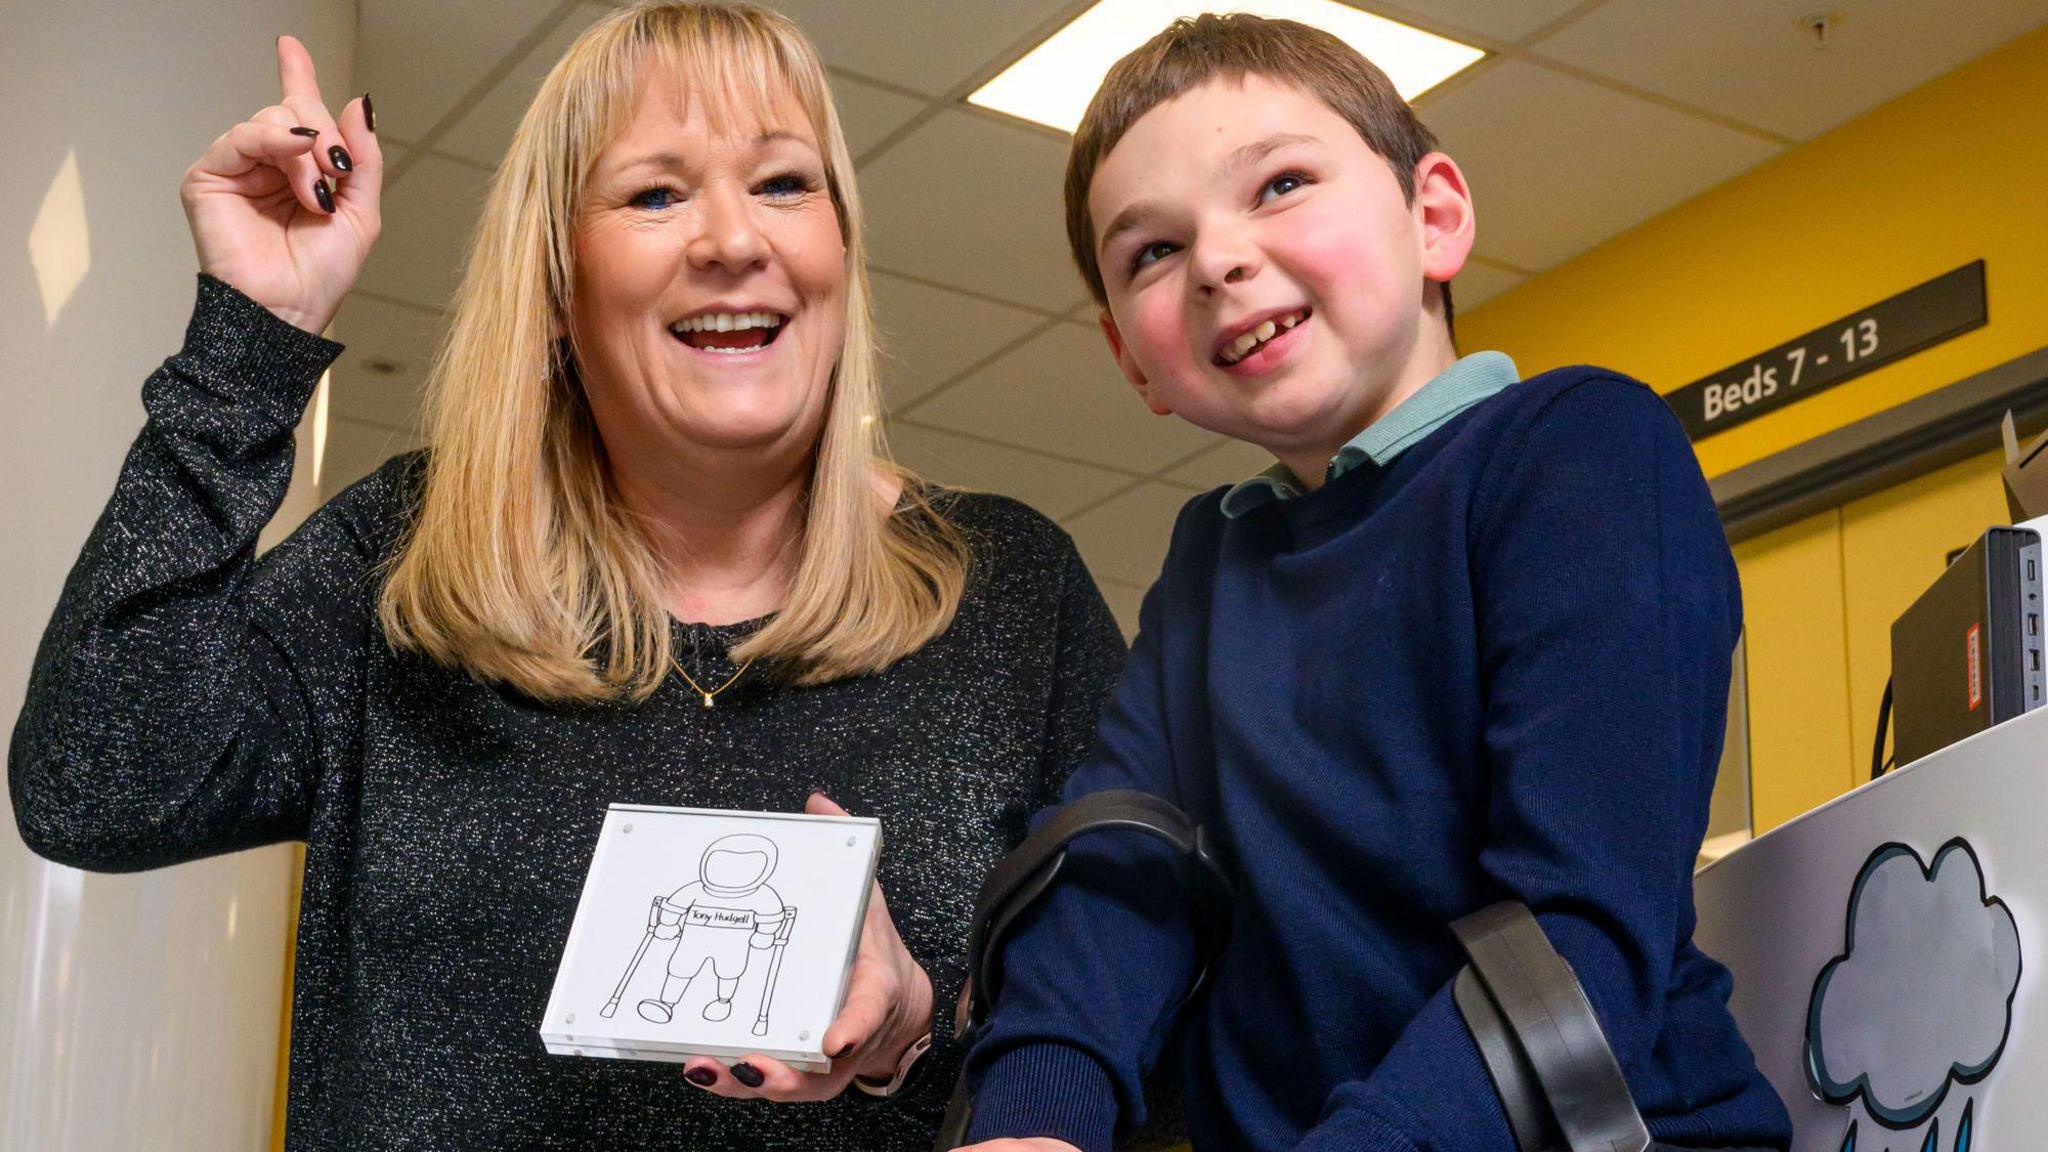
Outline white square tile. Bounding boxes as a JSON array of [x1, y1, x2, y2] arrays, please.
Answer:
[[886, 421, 1130, 520], [318, 415, 425, 499], [328, 294, 442, 431], [1396, 0, 1585, 45], [857, 109, 1080, 311], [437, 3, 615, 167], [1533, 0, 2048, 140], [354, 0, 568, 143], [832, 73, 931, 158], [434, 9, 930, 168], [909, 322, 1219, 472], [764, 0, 1078, 97], [1423, 60, 1781, 270], [1095, 579, 1147, 642], [1451, 259, 1526, 312], [1063, 481, 1195, 587], [356, 153, 497, 311], [1163, 436, 1276, 490], [870, 271, 1049, 407]]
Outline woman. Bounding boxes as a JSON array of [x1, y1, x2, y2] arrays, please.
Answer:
[[8, 4, 1123, 1149]]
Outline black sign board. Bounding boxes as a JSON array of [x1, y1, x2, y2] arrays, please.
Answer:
[[1664, 261, 1987, 441]]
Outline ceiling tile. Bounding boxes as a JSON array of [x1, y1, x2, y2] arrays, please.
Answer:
[[1063, 481, 1193, 587], [356, 153, 496, 311], [328, 295, 442, 431], [1422, 60, 1781, 270], [1164, 436, 1275, 489], [911, 322, 1218, 472], [857, 109, 1079, 311], [1452, 259, 1526, 311], [433, 8, 930, 167], [1532, 0, 2048, 140], [765, 0, 1079, 97], [871, 271, 1049, 407], [886, 421, 1129, 519], [833, 73, 932, 158], [1395, 0, 1586, 45], [437, 3, 614, 167], [354, 0, 568, 143], [319, 415, 425, 500], [1094, 579, 1146, 642]]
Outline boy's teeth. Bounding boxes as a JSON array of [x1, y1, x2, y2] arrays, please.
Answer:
[[1220, 309, 1307, 364]]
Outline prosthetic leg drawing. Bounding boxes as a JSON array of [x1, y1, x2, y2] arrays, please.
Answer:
[[752, 907, 798, 1036], [600, 894, 665, 1019]]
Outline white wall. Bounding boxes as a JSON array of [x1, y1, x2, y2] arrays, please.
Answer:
[[1, 1, 352, 1148]]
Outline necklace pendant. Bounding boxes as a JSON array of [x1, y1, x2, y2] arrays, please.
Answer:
[[702, 693, 715, 709]]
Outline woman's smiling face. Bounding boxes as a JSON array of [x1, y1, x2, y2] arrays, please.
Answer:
[[570, 66, 847, 468]]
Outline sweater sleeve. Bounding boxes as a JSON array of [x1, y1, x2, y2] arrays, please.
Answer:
[[8, 273, 379, 873], [1294, 377, 1741, 1152], [887, 520, 1131, 1126], [963, 503, 1207, 1152], [1032, 534, 1130, 808]]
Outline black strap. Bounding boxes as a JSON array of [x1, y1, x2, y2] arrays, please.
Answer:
[[1451, 903, 1652, 1152], [1454, 966, 1558, 1151], [937, 790, 1235, 1151]]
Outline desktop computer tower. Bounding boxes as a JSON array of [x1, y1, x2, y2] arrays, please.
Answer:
[[1890, 526, 2045, 766]]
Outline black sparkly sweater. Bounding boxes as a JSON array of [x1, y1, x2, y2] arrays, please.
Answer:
[[9, 275, 1128, 1151]]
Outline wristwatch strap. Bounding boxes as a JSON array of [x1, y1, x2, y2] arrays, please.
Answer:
[[854, 1030, 933, 1098]]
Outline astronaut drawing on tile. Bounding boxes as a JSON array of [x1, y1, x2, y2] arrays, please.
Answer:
[[626, 833, 796, 1030]]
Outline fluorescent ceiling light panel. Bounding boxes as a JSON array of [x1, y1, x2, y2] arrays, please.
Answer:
[[970, 0, 1484, 134]]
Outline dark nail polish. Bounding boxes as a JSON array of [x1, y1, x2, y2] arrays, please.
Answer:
[[290, 126, 320, 138], [362, 92, 376, 133], [329, 145, 354, 172], [313, 178, 335, 213], [730, 1062, 764, 1088], [684, 1067, 717, 1087]]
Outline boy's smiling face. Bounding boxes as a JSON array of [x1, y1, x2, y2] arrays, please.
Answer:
[[1088, 74, 1474, 484]]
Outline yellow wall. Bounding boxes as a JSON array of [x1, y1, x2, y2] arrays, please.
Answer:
[[1461, 24, 2048, 482], [1460, 26, 2048, 831], [1728, 512, 1852, 830]]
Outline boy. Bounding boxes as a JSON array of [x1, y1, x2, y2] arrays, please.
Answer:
[[956, 15, 1790, 1152]]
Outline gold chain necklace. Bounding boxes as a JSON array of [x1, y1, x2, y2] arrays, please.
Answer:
[[670, 647, 756, 709]]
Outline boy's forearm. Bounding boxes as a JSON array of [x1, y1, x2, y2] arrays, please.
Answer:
[[962, 820, 1199, 1150], [967, 1042, 1123, 1151]]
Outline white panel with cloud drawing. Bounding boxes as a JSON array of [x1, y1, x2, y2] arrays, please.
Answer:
[[1696, 706, 2048, 1152]]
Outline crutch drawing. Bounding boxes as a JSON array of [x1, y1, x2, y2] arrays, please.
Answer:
[[601, 895, 667, 1018], [752, 906, 798, 1036]]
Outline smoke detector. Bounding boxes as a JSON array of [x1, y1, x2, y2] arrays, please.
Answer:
[[1797, 10, 1846, 51]]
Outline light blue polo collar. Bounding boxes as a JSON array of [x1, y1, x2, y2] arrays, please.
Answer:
[[1219, 351, 1519, 519]]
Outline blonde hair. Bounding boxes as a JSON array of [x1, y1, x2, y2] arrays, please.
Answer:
[[380, 0, 967, 703]]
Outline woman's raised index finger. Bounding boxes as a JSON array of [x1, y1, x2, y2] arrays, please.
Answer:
[[276, 34, 326, 106]]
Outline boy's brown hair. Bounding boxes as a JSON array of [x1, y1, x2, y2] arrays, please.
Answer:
[[1064, 13, 1453, 331]]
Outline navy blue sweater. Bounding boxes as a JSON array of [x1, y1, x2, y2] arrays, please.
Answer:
[[965, 368, 1791, 1152]]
